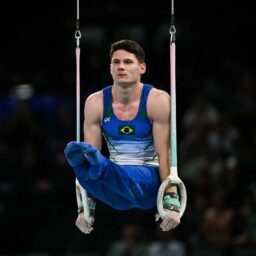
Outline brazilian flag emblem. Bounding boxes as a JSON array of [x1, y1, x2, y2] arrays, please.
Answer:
[[119, 125, 135, 135]]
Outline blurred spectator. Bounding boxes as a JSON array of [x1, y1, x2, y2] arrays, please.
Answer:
[[182, 95, 219, 133], [107, 224, 147, 256], [199, 188, 234, 246], [147, 226, 186, 256], [235, 183, 256, 246]]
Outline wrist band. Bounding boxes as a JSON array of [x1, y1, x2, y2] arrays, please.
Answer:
[[163, 193, 181, 213], [77, 197, 96, 214]]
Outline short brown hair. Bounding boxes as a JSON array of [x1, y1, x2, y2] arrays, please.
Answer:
[[110, 39, 145, 63]]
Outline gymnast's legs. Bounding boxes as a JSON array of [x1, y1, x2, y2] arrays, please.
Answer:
[[64, 141, 161, 210]]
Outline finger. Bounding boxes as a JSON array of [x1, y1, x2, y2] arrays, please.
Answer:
[[155, 213, 160, 222], [160, 218, 171, 231], [76, 222, 86, 233], [160, 217, 180, 231], [172, 220, 180, 229], [164, 220, 180, 231], [76, 220, 93, 234]]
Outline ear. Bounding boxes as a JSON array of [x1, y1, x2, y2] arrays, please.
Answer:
[[140, 63, 146, 74]]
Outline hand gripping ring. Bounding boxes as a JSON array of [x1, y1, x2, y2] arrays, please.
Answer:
[[157, 174, 187, 220], [76, 179, 93, 225]]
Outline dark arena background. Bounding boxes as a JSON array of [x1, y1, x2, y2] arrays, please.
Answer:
[[0, 0, 255, 255]]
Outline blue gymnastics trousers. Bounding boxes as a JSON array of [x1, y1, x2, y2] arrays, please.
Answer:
[[64, 141, 161, 210]]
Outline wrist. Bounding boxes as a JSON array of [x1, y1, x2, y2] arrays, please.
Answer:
[[163, 192, 180, 213], [77, 199, 84, 213], [164, 192, 179, 199], [77, 197, 96, 214]]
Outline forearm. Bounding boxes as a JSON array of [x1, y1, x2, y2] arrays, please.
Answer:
[[83, 122, 102, 151], [159, 158, 177, 193]]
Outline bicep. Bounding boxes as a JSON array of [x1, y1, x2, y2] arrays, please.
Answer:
[[149, 90, 170, 156], [152, 115, 170, 161], [152, 111, 170, 181], [83, 93, 103, 151]]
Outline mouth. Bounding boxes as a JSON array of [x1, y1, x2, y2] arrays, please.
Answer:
[[117, 74, 127, 77]]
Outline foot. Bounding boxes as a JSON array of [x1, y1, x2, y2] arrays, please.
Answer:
[[64, 141, 86, 167], [64, 141, 102, 166]]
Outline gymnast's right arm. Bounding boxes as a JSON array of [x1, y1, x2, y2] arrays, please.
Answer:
[[75, 91, 103, 232], [83, 91, 103, 149]]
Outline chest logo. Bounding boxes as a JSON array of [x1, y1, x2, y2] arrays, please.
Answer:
[[119, 125, 135, 135], [104, 117, 111, 123]]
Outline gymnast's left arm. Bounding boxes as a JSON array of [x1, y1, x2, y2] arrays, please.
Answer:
[[148, 88, 181, 231]]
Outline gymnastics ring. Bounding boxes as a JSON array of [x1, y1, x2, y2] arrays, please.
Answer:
[[157, 168, 187, 220]]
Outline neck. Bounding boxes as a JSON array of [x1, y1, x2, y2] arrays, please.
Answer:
[[112, 83, 143, 104]]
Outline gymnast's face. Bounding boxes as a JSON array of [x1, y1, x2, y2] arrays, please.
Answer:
[[110, 50, 146, 87]]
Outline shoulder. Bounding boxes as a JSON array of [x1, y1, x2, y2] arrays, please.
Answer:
[[84, 90, 103, 119], [149, 87, 169, 98], [147, 88, 170, 121], [85, 90, 103, 105], [148, 88, 170, 111]]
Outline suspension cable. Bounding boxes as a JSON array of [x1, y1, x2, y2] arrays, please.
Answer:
[[74, 0, 93, 232], [75, 0, 81, 142]]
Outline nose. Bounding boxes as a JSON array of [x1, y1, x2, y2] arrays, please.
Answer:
[[117, 61, 125, 70]]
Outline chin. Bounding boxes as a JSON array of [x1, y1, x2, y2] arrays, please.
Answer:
[[117, 78, 138, 85], [117, 81, 133, 88]]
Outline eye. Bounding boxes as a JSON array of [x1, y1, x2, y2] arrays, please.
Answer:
[[124, 59, 133, 64], [112, 59, 120, 64]]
